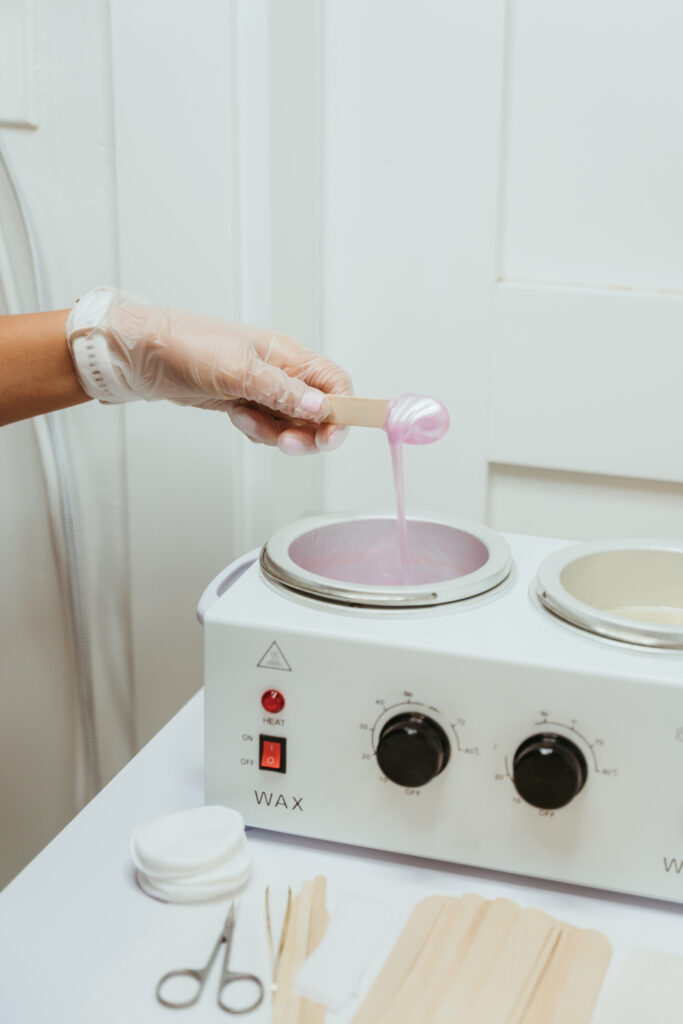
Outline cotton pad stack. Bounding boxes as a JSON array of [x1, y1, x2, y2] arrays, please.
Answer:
[[131, 806, 251, 903]]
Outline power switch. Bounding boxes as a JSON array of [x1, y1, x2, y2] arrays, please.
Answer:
[[259, 735, 286, 773], [261, 741, 281, 770]]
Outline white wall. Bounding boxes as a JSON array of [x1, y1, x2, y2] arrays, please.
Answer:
[[0, 0, 125, 885], [0, 0, 249, 886], [109, 0, 244, 746]]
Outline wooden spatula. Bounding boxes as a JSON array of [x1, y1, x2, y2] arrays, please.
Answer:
[[523, 925, 612, 1024], [351, 895, 446, 1024], [325, 395, 389, 428], [389, 894, 487, 1024]]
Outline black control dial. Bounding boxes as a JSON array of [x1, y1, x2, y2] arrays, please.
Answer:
[[512, 733, 588, 810], [376, 713, 450, 788]]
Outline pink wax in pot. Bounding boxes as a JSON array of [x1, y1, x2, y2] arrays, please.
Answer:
[[284, 392, 453, 590], [384, 394, 450, 583], [288, 517, 487, 587]]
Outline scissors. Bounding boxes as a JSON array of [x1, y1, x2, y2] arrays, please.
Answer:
[[156, 903, 265, 1014]]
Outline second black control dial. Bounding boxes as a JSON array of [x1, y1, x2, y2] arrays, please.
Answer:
[[512, 732, 588, 810], [376, 713, 450, 788]]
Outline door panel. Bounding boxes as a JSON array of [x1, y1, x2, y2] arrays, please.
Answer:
[[491, 0, 683, 489], [490, 283, 683, 482], [501, 0, 683, 293]]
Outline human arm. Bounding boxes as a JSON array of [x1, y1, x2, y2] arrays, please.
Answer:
[[0, 289, 352, 452], [0, 309, 90, 426]]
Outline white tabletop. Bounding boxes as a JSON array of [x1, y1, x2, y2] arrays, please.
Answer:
[[1, 691, 682, 1023]]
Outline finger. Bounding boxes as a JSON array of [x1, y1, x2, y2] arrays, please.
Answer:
[[277, 428, 320, 456], [314, 423, 349, 452], [241, 353, 330, 422], [227, 406, 279, 445], [252, 332, 353, 398], [228, 404, 319, 454], [301, 356, 354, 398]]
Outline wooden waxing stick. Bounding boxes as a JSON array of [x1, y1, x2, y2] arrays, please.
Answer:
[[509, 923, 565, 1024], [463, 908, 560, 1024], [274, 881, 314, 1024], [272, 888, 301, 1024], [384, 894, 487, 1024], [414, 893, 491, 1024], [300, 876, 329, 1024], [521, 925, 578, 1024], [284, 881, 314, 1024], [325, 395, 389, 428], [351, 895, 447, 1024], [267, 885, 292, 1001], [431, 898, 522, 1024], [554, 929, 612, 1024], [374, 896, 459, 1024], [307, 875, 328, 954], [523, 926, 612, 1024]]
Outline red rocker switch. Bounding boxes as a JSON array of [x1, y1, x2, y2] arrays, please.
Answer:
[[259, 735, 286, 773]]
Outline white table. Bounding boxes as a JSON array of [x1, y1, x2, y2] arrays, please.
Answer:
[[1, 692, 682, 1023]]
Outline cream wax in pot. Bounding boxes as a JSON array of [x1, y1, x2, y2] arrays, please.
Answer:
[[384, 394, 450, 582]]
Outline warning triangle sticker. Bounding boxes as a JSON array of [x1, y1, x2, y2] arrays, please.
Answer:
[[257, 641, 292, 672]]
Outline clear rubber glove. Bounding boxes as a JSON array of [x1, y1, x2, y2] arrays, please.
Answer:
[[65, 286, 352, 455]]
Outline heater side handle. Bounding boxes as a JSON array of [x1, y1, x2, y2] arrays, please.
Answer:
[[196, 548, 260, 624]]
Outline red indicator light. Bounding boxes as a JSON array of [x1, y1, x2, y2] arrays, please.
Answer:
[[261, 689, 285, 714]]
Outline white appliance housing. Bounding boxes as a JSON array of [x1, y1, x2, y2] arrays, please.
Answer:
[[202, 531, 683, 902]]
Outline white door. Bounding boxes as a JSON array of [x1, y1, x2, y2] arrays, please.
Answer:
[[487, 0, 683, 537]]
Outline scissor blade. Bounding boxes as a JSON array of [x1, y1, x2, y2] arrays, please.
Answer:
[[221, 902, 237, 943]]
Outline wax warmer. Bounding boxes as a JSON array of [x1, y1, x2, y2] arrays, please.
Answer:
[[200, 517, 683, 902]]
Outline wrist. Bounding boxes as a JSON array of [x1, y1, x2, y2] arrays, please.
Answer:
[[66, 287, 141, 404]]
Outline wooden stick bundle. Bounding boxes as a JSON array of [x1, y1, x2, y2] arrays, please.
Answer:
[[351, 893, 612, 1024]]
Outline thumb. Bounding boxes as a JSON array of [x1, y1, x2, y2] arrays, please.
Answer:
[[242, 353, 330, 420]]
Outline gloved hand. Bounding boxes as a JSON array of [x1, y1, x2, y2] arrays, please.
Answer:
[[65, 287, 352, 455]]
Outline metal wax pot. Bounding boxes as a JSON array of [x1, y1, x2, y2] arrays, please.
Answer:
[[260, 512, 512, 608], [536, 539, 683, 649]]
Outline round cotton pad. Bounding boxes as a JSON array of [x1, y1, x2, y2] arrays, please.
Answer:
[[136, 858, 252, 904], [131, 806, 245, 879], [178, 840, 251, 887], [138, 840, 251, 893]]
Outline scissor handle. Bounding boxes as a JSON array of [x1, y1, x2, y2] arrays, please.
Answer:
[[217, 971, 265, 1015], [156, 967, 207, 1009]]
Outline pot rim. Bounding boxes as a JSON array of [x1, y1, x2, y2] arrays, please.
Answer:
[[259, 511, 512, 608], [535, 537, 683, 650]]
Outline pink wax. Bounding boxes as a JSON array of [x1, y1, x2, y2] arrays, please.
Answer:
[[384, 394, 450, 583], [288, 517, 486, 587], [384, 394, 451, 447]]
